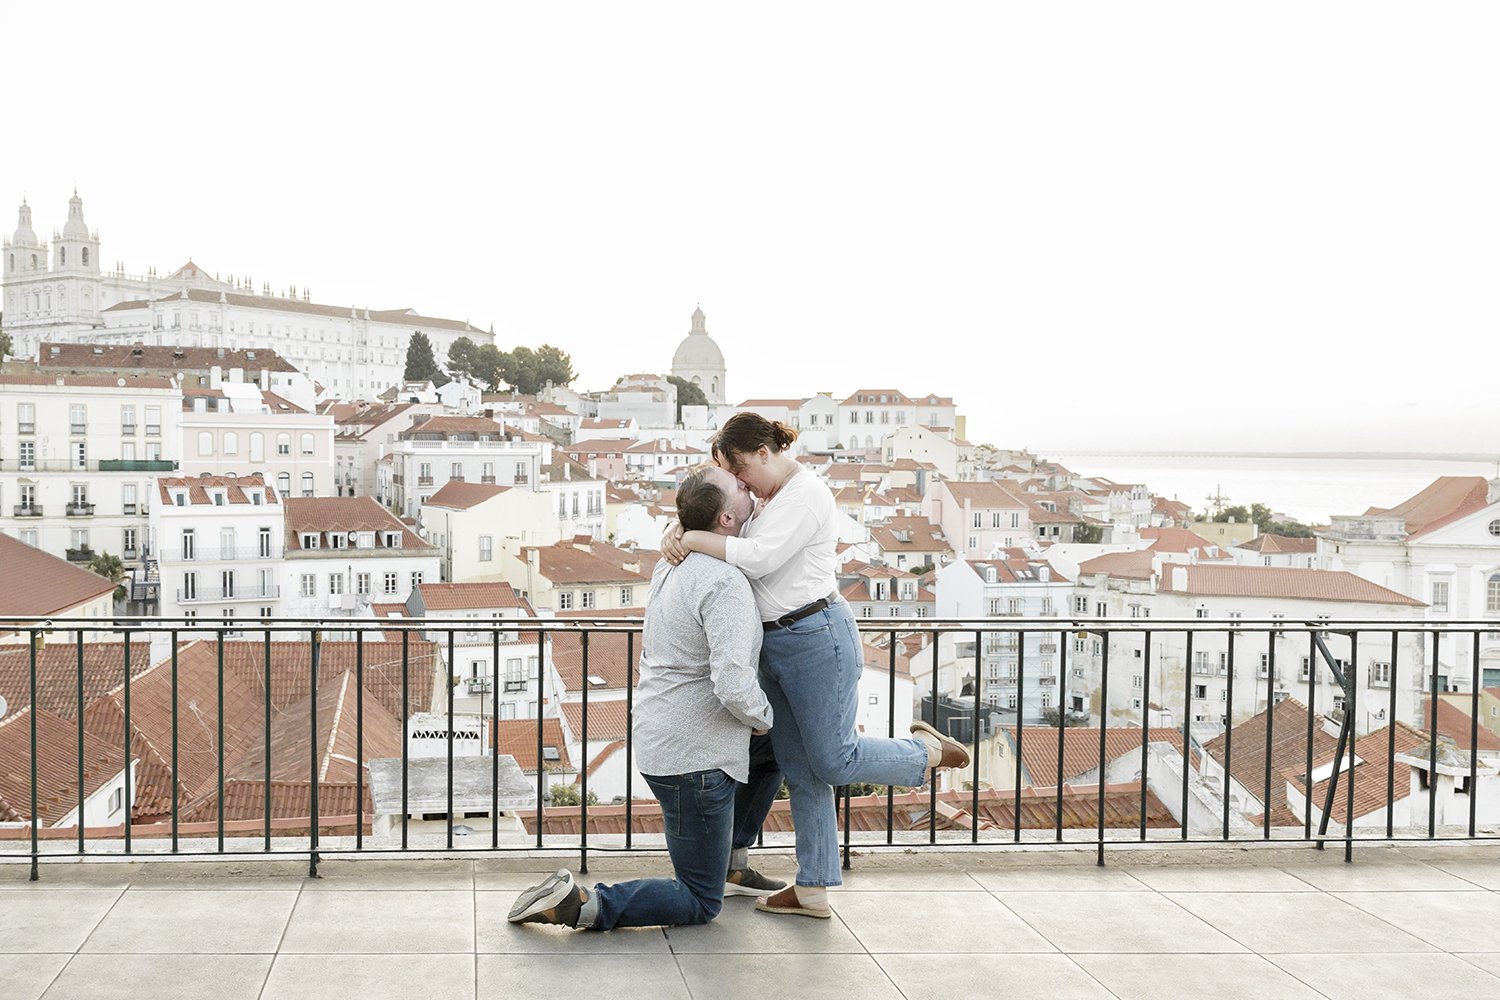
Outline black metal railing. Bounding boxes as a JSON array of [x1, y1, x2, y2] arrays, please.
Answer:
[[3, 615, 1498, 883]]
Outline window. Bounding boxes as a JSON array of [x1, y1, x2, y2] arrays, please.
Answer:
[[250, 432, 265, 463], [479, 535, 493, 562], [1073, 596, 1089, 615], [181, 529, 196, 561], [72, 441, 87, 470], [18, 440, 35, 471], [223, 431, 238, 456], [121, 405, 137, 433], [221, 570, 236, 599], [182, 571, 197, 601], [1489, 575, 1500, 615], [197, 431, 214, 456], [1194, 684, 1207, 699], [70, 404, 87, 434], [122, 482, 138, 513], [988, 598, 1001, 617], [1431, 581, 1450, 612], [301, 472, 314, 497], [620, 587, 634, 605], [973, 512, 982, 528], [144, 406, 161, 435], [277, 472, 291, 497], [1490, 519, 1500, 538], [123, 527, 137, 554], [410, 571, 424, 589], [277, 433, 291, 456], [1371, 661, 1392, 688], [108, 786, 123, 816], [1300, 657, 1314, 682], [991, 512, 1002, 528], [300, 433, 314, 456], [259, 528, 273, 558], [17, 403, 35, 434], [330, 573, 345, 596], [580, 590, 596, 609], [558, 591, 574, 611], [1095, 602, 1107, 617], [357, 573, 371, 596], [300, 574, 316, 598]]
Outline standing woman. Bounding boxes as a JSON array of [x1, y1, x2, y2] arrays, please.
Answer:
[[663, 413, 968, 917]]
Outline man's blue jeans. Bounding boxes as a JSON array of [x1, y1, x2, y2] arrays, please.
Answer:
[[588, 768, 736, 929], [759, 599, 929, 887], [735, 733, 781, 854]]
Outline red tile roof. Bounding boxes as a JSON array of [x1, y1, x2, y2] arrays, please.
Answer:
[[0, 707, 122, 825], [1236, 534, 1319, 554], [494, 717, 574, 773], [561, 700, 631, 743], [1003, 726, 1185, 787], [414, 582, 523, 611], [38, 342, 298, 373], [283, 497, 431, 552], [1163, 566, 1426, 607], [1078, 550, 1156, 581], [156, 473, 277, 506], [942, 480, 1029, 509], [1365, 477, 1492, 539], [422, 480, 511, 510], [0, 535, 118, 618]]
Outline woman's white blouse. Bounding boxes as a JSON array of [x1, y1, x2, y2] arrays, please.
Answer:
[[723, 467, 838, 622]]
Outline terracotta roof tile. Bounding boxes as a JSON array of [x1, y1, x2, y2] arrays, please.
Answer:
[[422, 480, 511, 510], [1163, 566, 1426, 607], [0, 535, 118, 618], [414, 582, 523, 611]]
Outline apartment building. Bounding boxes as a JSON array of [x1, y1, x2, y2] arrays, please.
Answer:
[[152, 473, 284, 624]]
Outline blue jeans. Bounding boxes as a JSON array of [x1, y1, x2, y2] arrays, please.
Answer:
[[589, 769, 736, 929], [735, 733, 781, 853], [759, 599, 929, 887]]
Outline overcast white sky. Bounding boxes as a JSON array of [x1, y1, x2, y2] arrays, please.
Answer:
[[4, 3, 1497, 453]]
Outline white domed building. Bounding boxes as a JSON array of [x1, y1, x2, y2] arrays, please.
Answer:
[[670, 306, 727, 405]]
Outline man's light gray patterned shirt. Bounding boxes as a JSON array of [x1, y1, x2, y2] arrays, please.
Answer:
[[633, 554, 773, 783]]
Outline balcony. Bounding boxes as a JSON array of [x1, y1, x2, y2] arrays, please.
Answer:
[[64, 547, 94, 562], [98, 459, 178, 472], [12, 504, 43, 518], [417, 476, 434, 486], [65, 502, 96, 517], [159, 546, 282, 563], [480, 475, 497, 484], [176, 585, 281, 603]]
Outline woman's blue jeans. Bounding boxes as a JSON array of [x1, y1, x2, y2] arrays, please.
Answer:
[[759, 599, 929, 886]]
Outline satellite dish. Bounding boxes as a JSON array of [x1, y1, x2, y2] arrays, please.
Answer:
[[0, 695, 8, 720]]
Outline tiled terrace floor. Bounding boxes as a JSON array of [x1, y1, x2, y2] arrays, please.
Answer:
[[8, 844, 1500, 999]]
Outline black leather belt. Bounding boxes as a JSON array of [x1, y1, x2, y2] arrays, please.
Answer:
[[764, 595, 838, 632]]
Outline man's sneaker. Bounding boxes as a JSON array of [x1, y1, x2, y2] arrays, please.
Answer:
[[725, 866, 787, 897], [508, 869, 584, 926]]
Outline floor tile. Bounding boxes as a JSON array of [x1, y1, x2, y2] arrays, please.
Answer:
[[0, 954, 68, 1000], [263, 953, 473, 1000], [836, 869, 984, 891], [1167, 891, 1438, 954], [876, 953, 1114, 999], [1329, 890, 1500, 950], [80, 889, 297, 953], [676, 953, 902, 1000], [279, 890, 473, 953], [968, 867, 1146, 891], [994, 891, 1245, 953], [1426, 859, 1500, 890], [1457, 953, 1500, 977], [0, 890, 121, 952], [833, 889, 1054, 953], [475, 871, 564, 890], [1073, 954, 1326, 999], [1269, 953, 1500, 1000], [39, 954, 272, 1000], [1279, 859, 1473, 891], [478, 954, 689, 1000], [302, 859, 473, 890], [662, 893, 864, 954], [1125, 865, 1317, 892]]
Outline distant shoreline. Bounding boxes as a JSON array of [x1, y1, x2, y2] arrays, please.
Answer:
[[1039, 450, 1500, 463]]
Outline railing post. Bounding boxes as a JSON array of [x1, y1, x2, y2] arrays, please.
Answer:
[[309, 629, 321, 878], [1097, 632, 1109, 867], [580, 631, 589, 876], [29, 630, 39, 882], [76, 630, 85, 858], [446, 629, 455, 852], [357, 630, 365, 853], [886, 628, 895, 846]]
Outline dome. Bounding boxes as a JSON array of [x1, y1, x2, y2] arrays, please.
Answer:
[[672, 332, 725, 370], [12, 201, 37, 245], [671, 306, 725, 371]]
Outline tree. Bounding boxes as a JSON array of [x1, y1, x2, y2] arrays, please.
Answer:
[[533, 344, 575, 390], [1269, 518, 1317, 538], [88, 552, 127, 603], [446, 336, 478, 381], [403, 331, 445, 385], [666, 376, 708, 423], [1040, 708, 1085, 728], [472, 344, 506, 391], [549, 784, 598, 807]]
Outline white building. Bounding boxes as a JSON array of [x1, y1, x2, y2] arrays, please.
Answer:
[[1070, 559, 1429, 737], [1320, 476, 1500, 693], [282, 497, 440, 617], [0, 371, 182, 595], [936, 553, 1072, 722], [329, 401, 443, 499], [924, 478, 1033, 559], [2, 193, 495, 396], [883, 424, 978, 481], [669, 307, 727, 405], [837, 389, 959, 454], [623, 438, 706, 482], [152, 474, 285, 624], [538, 454, 606, 541], [386, 416, 547, 518], [179, 383, 336, 499], [417, 480, 560, 583]]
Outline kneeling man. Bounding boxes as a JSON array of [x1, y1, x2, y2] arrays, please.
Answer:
[[509, 464, 775, 930]]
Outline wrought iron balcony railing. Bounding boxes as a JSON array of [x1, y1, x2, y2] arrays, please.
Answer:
[[3, 615, 1500, 884]]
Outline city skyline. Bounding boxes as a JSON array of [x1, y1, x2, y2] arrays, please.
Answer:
[[3, 3, 1497, 454]]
